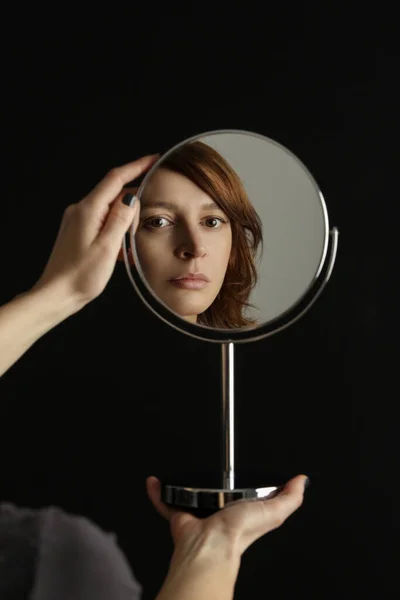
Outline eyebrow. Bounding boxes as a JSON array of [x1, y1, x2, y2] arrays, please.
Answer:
[[140, 200, 221, 211]]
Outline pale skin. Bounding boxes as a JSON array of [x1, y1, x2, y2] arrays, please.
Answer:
[[0, 155, 308, 599], [135, 167, 232, 324]]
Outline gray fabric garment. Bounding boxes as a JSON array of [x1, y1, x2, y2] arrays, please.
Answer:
[[0, 502, 142, 600], [0, 503, 39, 599]]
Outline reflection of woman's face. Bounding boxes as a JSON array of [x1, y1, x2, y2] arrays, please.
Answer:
[[135, 168, 232, 323]]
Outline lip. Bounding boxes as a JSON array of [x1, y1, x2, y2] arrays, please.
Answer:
[[170, 279, 209, 290], [169, 273, 210, 290], [170, 273, 210, 283]]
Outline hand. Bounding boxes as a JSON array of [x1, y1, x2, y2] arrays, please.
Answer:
[[117, 186, 138, 265], [32, 155, 158, 312], [146, 475, 308, 558]]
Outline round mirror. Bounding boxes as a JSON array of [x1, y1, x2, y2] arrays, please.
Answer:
[[123, 130, 337, 343]]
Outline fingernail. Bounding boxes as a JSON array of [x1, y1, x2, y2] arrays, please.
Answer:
[[122, 193, 136, 207], [304, 476, 310, 490]]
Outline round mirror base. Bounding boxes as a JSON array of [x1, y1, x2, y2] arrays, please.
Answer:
[[161, 483, 280, 517]]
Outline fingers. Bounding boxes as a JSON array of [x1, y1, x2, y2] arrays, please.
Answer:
[[97, 195, 141, 257], [115, 186, 139, 262], [224, 474, 308, 555], [145, 477, 199, 546], [253, 474, 307, 534], [262, 475, 307, 523], [146, 476, 173, 521], [84, 154, 159, 212]]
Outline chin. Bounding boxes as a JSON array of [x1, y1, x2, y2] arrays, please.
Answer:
[[155, 288, 216, 318], [170, 301, 211, 318]]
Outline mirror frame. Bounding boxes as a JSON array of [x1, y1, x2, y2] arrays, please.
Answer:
[[123, 129, 338, 344]]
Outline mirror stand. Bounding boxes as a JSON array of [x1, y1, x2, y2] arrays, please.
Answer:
[[161, 228, 339, 516], [221, 342, 235, 490], [161, 342, 278, 518]]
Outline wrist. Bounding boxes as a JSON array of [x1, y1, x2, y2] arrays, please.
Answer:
[[0, 282, 83, 378], [158, 528, 240, 600], [26, 281, 82, 329], [172, 533, 240, 571]]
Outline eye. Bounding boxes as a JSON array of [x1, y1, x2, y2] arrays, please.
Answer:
[[144, 216, 171, 229], [204, 217, 226, 228]]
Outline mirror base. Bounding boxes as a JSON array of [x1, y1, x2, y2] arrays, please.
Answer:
[[161, 483, 280, 518]]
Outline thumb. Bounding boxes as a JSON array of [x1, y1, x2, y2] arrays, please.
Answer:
[[146, 476, 173, 521], [98, 193, 140, 255], [145, 477, 199, 544]]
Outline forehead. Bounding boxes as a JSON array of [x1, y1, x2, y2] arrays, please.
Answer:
[[141, 167, 218, 210]]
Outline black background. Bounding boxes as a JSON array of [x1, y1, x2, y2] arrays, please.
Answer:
[[0, 5, 398, 599]]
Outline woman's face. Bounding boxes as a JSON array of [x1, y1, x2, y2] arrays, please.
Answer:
[[135, 167, 232, 323]]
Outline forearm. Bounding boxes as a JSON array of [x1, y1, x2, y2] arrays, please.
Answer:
[[0, 284, 78, 377], [156, 531, 241, 600]]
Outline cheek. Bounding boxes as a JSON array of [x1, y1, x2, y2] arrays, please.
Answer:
[[210, 235, 232, 273], [136, 237, 157, 270], [222, 231, 232, 261], [136, 235, 170, 279], [226, 235, 233, 262]]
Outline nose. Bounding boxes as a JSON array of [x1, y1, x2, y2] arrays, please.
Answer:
[[174, 227, 207, 260]]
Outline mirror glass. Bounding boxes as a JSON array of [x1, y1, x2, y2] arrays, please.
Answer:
[[127, 130, 329, 330]]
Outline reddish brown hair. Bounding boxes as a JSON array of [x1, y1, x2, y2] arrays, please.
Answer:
[[160, 140, 263, 329]]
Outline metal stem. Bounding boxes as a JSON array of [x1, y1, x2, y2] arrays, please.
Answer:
[[221, 342, 235, 490]]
